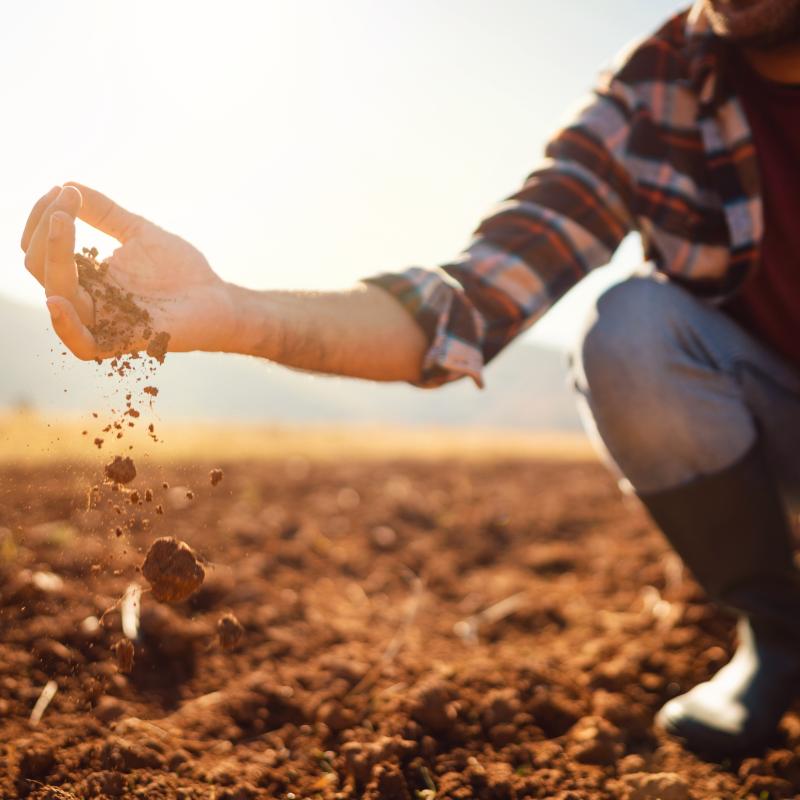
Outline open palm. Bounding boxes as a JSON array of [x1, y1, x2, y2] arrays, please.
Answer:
[[22, 183, 236, 360]]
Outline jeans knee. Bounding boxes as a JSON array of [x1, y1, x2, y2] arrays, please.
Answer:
[[569, 276, 759, 492], [571, 276, 674, 406]]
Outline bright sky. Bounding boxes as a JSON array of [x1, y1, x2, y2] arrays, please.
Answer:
[[3, 0, 686, 350]]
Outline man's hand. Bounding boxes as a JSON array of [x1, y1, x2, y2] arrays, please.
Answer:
[[22, 182, 428, 382], [21, 183, 236, 360]]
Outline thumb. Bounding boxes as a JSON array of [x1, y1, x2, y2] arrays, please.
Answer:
[[44, 211, 78, 302], [46, 296, 98, 362]]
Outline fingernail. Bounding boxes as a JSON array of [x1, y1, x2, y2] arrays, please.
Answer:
[[46, 300, 61, 321]]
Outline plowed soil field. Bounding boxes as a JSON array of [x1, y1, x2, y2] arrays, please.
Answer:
[[2, 457, 799, 799]]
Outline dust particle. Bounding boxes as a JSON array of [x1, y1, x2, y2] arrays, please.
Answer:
[[144, 386, 159, 397], [86, 485, 101, 511], [210, 468, 224, 487], [141, 536, 205, 603]]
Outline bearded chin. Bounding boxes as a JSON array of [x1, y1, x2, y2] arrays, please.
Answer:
[[704, 0, 800, 49]]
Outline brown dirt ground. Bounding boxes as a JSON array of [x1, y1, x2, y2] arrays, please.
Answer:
[[1, 458, 799, 799]]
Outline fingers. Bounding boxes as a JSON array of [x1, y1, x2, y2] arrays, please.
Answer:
[[45, 212, 78, 301], [65, 182, 145, 243], [21, 186, 60, 252], [44, 211, 97, 361], [46, 296, 98, 362], [24, 185, 83, 285]]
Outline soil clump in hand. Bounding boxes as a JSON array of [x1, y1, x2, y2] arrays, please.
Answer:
[[141, 537, 205, 603], [75, 247, 170, 360], [217, 612, 244, 649], [104, 456, 137, 485]]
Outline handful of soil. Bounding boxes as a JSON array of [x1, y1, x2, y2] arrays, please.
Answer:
[[142, 537, 205, 603], [75, 247, 170, 358], [105, 456, 137, 485]]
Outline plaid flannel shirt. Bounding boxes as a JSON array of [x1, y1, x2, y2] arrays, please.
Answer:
[[364, 2, 762, 388]]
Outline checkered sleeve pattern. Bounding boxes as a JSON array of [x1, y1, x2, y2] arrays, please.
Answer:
[[365, 80, 635, 388]]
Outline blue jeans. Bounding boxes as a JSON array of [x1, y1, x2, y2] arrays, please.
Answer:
[[571, 272, 800, 504]]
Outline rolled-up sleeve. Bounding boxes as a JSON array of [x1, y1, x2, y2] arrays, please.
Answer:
[[365, 70, 636, 389], [364, 267, 487, 388]]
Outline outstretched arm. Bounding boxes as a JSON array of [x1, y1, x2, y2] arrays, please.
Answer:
[[222, 283, 428, 383], [21, 184, 427, 383]]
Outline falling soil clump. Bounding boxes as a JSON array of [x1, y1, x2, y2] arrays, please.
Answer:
[[217, 612, 244, 649], [141, 537, 205, 603], [104, 455, 137, 485], [210, 468, 224, 486], [113, 638, 135, 673]]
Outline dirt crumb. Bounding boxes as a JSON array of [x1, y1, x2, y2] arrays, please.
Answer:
[[622, 772, 689, 800], [144, 386, 159, 397], [146, 332, 171, 364], [113, 638, 135, 673], [105, 456, 137, 485], [217, 612, 244, 649], [141, 537, 205, 603], [210, 468, 224, 487]]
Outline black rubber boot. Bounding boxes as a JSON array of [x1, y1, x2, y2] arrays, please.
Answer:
[[639, 440, 800, 756]]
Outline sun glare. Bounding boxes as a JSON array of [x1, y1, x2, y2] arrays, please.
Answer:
[[6, 0, 680, 349]]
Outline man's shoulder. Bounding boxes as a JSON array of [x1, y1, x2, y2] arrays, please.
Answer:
[[608, 8, 696, 88]]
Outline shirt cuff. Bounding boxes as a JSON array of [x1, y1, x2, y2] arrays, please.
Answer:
[[363, 268, 485, 389]]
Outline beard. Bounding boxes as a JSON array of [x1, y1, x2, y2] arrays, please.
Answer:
[[702, 0, 800, 48]]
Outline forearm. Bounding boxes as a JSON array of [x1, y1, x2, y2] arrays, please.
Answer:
[[221, 282, 428, 383]]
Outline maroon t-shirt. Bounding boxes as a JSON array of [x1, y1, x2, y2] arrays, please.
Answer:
[[723, 52, 800, 367]]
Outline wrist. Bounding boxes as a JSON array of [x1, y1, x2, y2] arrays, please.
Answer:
[[219, 282, 280, 358]]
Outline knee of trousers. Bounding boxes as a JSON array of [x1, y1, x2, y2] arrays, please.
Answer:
[[570, 276, 692, 452]]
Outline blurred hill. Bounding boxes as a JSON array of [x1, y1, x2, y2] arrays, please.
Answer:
[[0, 295, 582, 430]]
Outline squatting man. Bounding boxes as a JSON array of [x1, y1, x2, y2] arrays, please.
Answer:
[[22, 0, 800, 757]]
